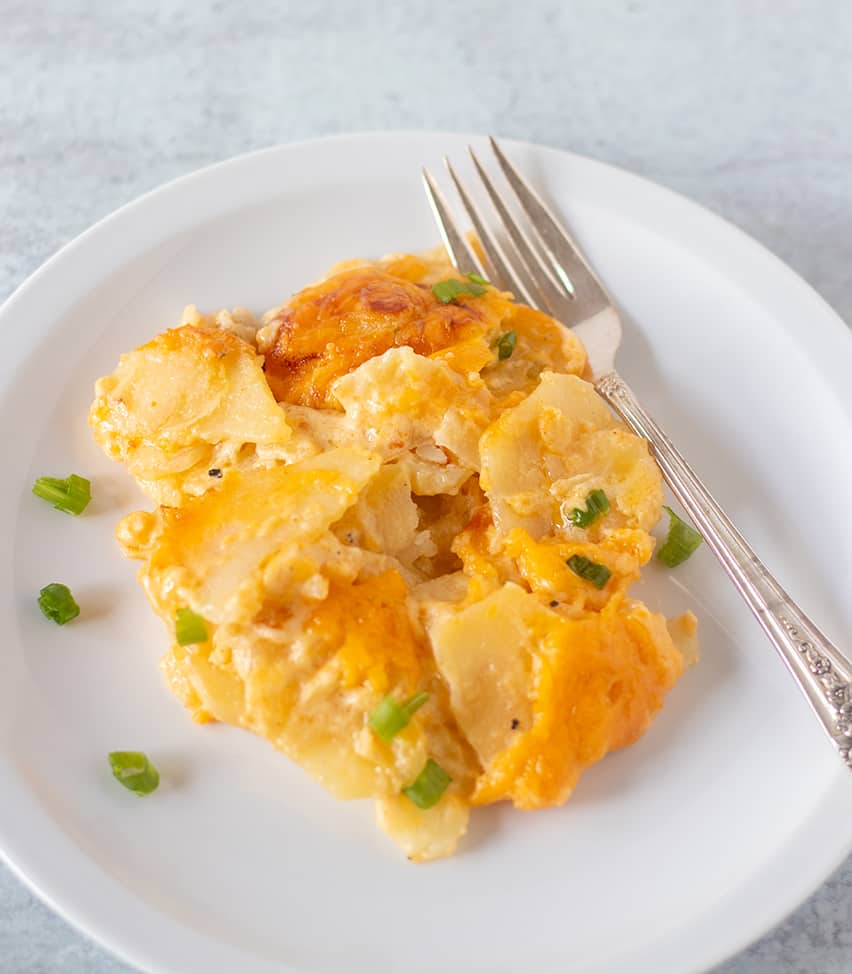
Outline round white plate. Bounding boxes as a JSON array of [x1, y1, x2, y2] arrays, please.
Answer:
[[1, 132, 851, 974]]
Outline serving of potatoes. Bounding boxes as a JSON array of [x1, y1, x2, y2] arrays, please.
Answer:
[[90, 249, 695, 861]]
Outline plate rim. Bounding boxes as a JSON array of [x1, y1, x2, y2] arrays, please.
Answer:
[[1, 129, 851, 974]]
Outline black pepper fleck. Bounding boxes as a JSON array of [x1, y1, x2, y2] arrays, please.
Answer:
[[208, 468, 223, 478], [549, 600, 559, 607], [511, 718, 520, 730]]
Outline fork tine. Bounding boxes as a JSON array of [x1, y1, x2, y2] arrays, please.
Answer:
[[421, 168, 483, 278], [467, 147, 569, 315], [488, 136, 610, 318], [443, 157, 535, 306]]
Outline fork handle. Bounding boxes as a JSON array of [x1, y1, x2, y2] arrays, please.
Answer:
[[595, 369, 852, 770]]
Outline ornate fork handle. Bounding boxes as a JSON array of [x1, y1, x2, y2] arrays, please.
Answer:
[[596, 369, 852, 770]]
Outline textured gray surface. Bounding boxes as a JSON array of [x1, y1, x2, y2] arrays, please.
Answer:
[[1, 0, 850, 971]]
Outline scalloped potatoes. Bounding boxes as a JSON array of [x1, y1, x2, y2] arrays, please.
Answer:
[[90, 250, 695, 861]]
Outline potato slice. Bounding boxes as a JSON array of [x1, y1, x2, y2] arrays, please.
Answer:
[[376, 793, 470, 863], [479, 371, 662, 539], [332, 347, 490, 463], [431, 582, 684, 810], [430, 583, 540, 765], [124, 448, 381, 624], [333, 463, 419, 556], [90, 325, 291, 504]]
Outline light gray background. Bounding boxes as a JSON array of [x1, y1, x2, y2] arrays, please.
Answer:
[[1, 0, 850, 971]]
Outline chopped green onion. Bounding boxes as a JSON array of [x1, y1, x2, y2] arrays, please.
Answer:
[[496, 330, 517, 360], [567, 489, 611, 528], [431, 278, 487, 304], [175, 607, 208, 645], [37, 583, 80, 625], [402, 758, 452, 809], [566, 554, 612, 590], [466, 271, 490, 286], [32, 474, 91, 516], [657, 506, 703, 567], [369, 691, 429, 743], [108, 751, 160, 796]]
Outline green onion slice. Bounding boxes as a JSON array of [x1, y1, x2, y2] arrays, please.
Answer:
[[37, 583, 80, 625], [108, 751, 160, 796], [431, 278, 487, 304], [566, 554, 612, 590], [369, 691, 429, 743], [175, 607, 208, 645], [567, 489, 610, 528], [32, 474, 91, 515], [496, 330, 517, 360], [466, 271, 490, 286], [402, 758, 452, 809], [657, 506, 703, 567]]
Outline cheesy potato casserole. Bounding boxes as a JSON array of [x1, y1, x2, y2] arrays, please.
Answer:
[[90, 250, 696, 861]]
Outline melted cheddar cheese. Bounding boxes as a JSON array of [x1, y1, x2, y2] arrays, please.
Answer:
[[90, 249, 696, 861]]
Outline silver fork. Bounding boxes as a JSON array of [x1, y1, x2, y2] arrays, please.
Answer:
[[423, 137, 852, 771]]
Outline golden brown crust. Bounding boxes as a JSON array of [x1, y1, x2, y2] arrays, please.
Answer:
[[260, 266, 492, 407]]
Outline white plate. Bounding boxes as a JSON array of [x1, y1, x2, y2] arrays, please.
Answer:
[[1, 132, 851, 974]]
